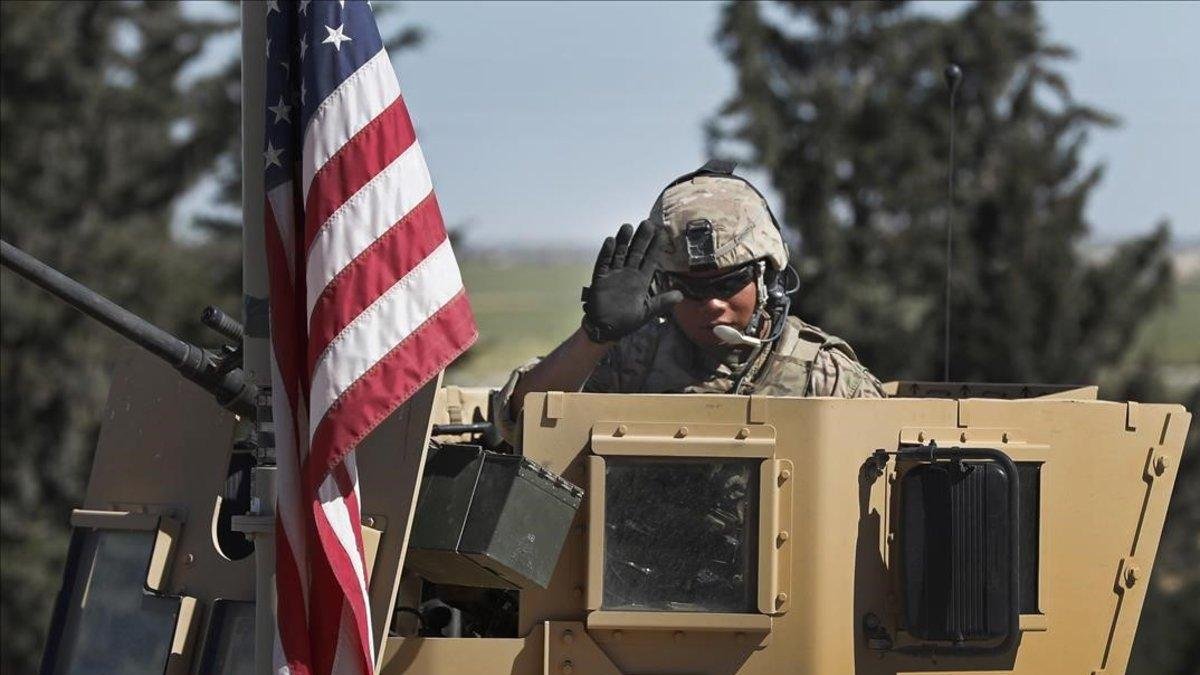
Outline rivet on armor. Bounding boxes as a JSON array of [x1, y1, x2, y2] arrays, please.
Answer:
[[1125, 564, 1139, 588], [1154, 456, 1169, 476], [614, 424, 628, 437], [561, 629, 574, 645]]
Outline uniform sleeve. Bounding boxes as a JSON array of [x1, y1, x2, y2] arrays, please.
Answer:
[[581, 347, 621, 394], [809, 348, 887, 399], [492, 347, 625, 445], [493, 356, 544, 445]]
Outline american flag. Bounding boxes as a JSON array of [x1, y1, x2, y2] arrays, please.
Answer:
[[262, 1, 476, 673]]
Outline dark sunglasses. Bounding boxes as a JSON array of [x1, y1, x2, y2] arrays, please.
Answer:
[[663, 265, 756, 300]]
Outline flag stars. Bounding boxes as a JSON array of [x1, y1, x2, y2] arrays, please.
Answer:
[[264, 141, 284, 169], [268, 96, 291, 125], [300, 34, 308, 60], [266, 0, 280, 15], [323, 23, 352, 51], [299, 0, 311, 15]]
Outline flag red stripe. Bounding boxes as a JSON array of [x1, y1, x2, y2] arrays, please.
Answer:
[[304, 97, 416, 251], [274, 524, 314, 674], [265, 202, 316, 674], [264, 200, 304, 412], [309, 499, 373, 675], [337, 476, 373, 658], [305, 192, 446, 371], [334, 463, 369, 585], [305, 517, 349, 675], [306, 291, 475, 480]]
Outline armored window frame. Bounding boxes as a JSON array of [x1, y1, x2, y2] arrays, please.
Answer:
[[584, 422, 791, 634], [42, 510, 198, 675]]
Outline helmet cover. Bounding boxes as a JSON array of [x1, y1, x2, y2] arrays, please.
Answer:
[[649, 172, 788, 274]]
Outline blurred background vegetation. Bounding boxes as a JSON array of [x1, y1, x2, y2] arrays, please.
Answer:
[[1, 1, 1195, 672]]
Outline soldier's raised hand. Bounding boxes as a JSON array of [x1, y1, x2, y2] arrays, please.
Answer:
[[581, 221, 683, 344]]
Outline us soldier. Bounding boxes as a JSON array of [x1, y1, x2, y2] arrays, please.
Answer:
[[499, 161, 884, 438]]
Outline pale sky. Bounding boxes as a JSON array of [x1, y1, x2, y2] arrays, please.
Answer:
[[182, 1, 1199, 247]]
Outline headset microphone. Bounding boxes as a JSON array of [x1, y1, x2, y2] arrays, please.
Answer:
[[713, 324, 763, 347]]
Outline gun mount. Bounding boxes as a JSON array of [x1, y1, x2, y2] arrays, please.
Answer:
[[0, 238, 257, 418]]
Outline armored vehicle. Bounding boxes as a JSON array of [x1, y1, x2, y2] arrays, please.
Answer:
[[4, 237, 1192, 675], [7, 5, 1192, 672]]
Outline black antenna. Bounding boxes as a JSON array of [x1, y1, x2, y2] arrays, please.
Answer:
[[943, 63, 962, 382]]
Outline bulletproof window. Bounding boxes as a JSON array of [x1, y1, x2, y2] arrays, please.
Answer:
[[199, 600, 256, 675], [43, 529, 180, 675], [602, 457, 759, 613]]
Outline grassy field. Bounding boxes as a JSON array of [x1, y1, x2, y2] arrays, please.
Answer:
[[447, 261, 592, 386], [448, 259, 1200, 388], [1143, 274, 1200, 365]]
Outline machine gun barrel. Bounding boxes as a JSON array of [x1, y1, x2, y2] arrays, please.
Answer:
[[201, 305, 244, 342], [1, 239, 257, 418]]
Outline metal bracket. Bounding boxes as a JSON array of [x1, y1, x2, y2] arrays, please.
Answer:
[[544, 621, 621, 675], [445, 385, 464, 424], [956, 399, 972, 428], [165, 596, 200, 675], [361, 518, 386, 589], [545, 391, 565, 421], [1125, 401, 1141, 432], [146, 516, 182, 592], [758, 459, 793, 616], [748, 395, 770, 424]]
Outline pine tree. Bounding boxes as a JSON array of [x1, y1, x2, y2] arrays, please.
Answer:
[[0, 3, 243, 669], [709, 3, 1187, 672], [708, 1, 1173, 384]]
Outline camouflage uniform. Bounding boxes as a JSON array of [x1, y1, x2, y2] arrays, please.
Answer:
[[496, 314, 884, 441], [497, 161, 885, 441]]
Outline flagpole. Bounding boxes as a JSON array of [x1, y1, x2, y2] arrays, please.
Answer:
[[242, 0, 270, 393], [240, 3, 275, 675]]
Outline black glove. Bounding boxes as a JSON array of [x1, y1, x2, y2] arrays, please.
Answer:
[[581, 221, 684, 344]]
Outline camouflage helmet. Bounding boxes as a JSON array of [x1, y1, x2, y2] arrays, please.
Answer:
[[650, 160, 788, 274]]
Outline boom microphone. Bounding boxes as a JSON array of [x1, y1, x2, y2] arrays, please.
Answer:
[[713, 324, 762, 347]]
